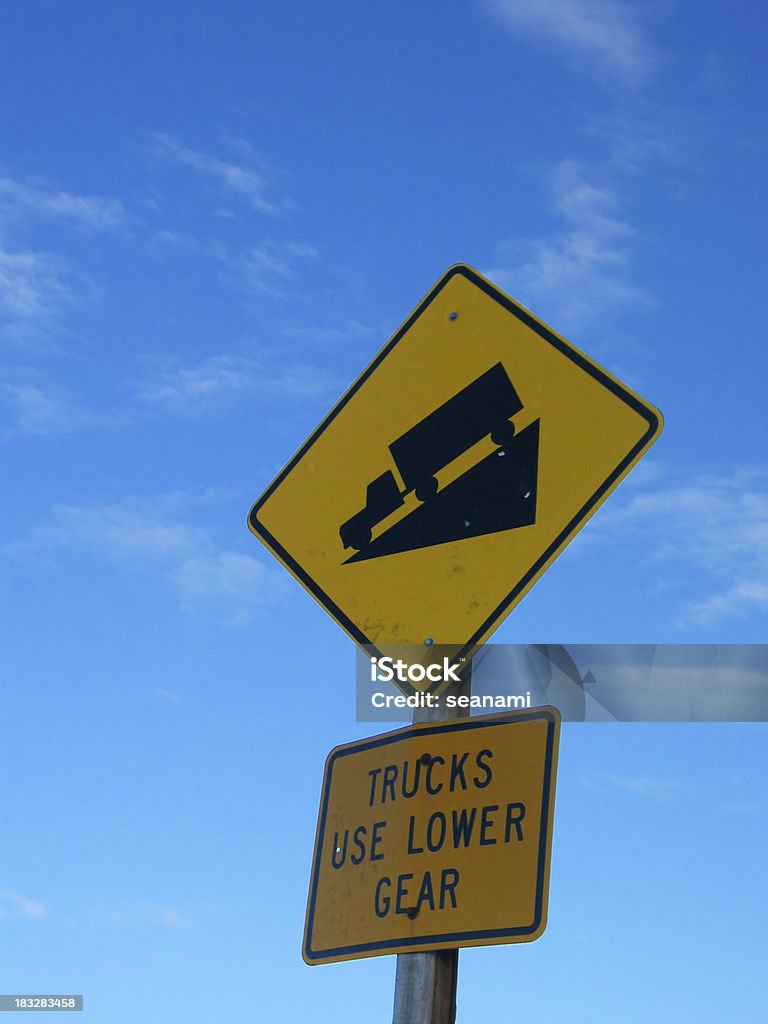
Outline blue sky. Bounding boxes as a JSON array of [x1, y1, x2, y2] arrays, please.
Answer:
[[1, 1, 766, 1020]]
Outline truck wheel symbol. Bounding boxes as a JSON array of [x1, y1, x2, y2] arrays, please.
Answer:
[[345, 525, 372, 551], [414, 477, 438, 502], [491, 419, 516, 447]]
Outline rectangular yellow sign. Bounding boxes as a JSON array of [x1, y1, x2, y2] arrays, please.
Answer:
[[303, 707, 560, 964]]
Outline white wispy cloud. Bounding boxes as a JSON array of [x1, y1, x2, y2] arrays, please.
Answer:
[[0, 889, 49, 920], [0, 348, 338, 435], [590, 464, 768, 626], [146, 227, 223, 261], [99, 901, 202, 930], [171, 551, 283, 624], [134, 354, 261, 408], [0, 175, 120, 348], [144, 688, 184, 705], [4, 494, 287, 624], [0, 177, 125, 231], [6, 499, 210, 563], [266, 362, 340, 399], [588, 114, 686, 174], [148, 904, 193, 930], [151, 134, 291, 216], [149, 230, 317, 301], [281, 318, 383, 351], [0, 243, 81, 349], [485, 160, 648, 332], [229, 240, 318, 296], [682, 582, 768, 627], [584, 771, 680, 800], [0, 247, 72, 321], [133, 353, 340, 413], [482, 0, 655, 82], [0, 378, 108, 436]]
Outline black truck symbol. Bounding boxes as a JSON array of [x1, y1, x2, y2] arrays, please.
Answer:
[[339, 362, 524, 551]]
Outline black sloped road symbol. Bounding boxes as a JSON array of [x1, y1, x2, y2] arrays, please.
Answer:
[[339, 362, 540, 562], [345, 419, 540, 562]]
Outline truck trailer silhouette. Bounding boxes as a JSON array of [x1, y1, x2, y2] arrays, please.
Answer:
[[339, 362, 524, 551]]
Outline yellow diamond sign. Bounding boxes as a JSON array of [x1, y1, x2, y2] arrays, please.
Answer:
[[249, 264, 662, 658]]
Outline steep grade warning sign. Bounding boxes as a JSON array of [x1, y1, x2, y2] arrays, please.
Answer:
[[303, 707, 560, 964], [249, 264, 662, 662]]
